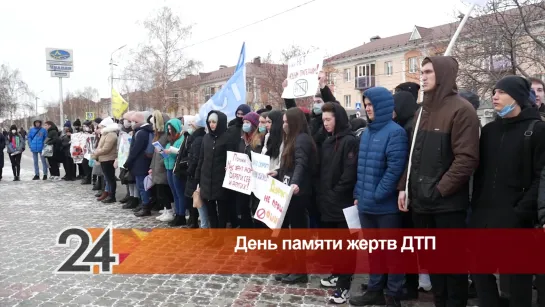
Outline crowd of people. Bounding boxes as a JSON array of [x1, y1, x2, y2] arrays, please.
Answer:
[[2, 56, 545, 307]]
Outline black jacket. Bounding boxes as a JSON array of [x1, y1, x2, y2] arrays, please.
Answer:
[[196, 111, 230, 201], [318, 104, 358, 222], [184, 127, 206, 198], [237, 135, 263, 157], [45, 124, 64, 162], [393, 91, 419, 138], [173, 131, 190, 179], [61, 128, 73, 158], [277, 133, 316, 196], [472, 107, 545, 228], [0, 133, 5, 169]]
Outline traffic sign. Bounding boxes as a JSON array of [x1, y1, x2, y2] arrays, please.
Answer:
[[51, 71, 70, 78], [355, 102, 362, 110], [47, 63, 73, 72], [85, 112, 95, 120]]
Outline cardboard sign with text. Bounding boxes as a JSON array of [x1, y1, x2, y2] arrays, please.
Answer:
[[282, 51, 324, 99], [223, 151, 253, 195], [250, 152, 270, 200], [253, 176, 294, 230]]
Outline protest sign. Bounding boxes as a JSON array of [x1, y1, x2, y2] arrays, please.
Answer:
[[253, 176, 294, 229], [70, 132, 90, 164], [222, 151, 253, 195], [250, 152, 270, 200], [282, 51, 324, 99], [118, 132, 131, 167], [84, 135, 96, 160]]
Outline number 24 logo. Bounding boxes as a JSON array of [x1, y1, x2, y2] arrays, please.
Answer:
[[54, 225, 119, 274]]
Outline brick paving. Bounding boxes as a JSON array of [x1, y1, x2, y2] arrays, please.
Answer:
[[0, 152, 534, 306]]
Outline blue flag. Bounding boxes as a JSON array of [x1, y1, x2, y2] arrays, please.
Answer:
[[197, 42, 247, 127]]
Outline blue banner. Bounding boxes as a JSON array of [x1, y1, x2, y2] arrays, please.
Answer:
[[197, 42, 246, 127]]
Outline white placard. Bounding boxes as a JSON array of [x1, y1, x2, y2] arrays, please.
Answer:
[[223, 151, 253, 195], [282, 51, 324, 99], [343, 206, 362, 234], [250, 152, 270, 200], [253, 176, 294, 229]]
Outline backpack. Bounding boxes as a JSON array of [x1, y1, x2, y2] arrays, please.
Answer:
[[522, 120, 540, 190]]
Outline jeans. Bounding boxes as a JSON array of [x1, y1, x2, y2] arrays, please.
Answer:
[[192, 197, 209, 228], [321, 220, 355, 289], [128, 183, 138, 197], [101, 161, 116, 197], [167, 170, 186, 216], [360, 213, 404, 298], [135, 175, 150, 205], [32, 152, 47, 176]]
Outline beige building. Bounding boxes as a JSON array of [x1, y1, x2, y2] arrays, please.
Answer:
[[325, 23, 455, 111]]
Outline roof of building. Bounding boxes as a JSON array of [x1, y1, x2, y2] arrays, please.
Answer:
[[326, 22, 458, 63]]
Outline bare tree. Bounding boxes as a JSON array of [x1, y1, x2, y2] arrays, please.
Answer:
[[0, 64, 30, 123], [453, 0, 545, 98], [123, 6, 202, 112]]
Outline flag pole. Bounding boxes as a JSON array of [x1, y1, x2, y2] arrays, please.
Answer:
[[444, 3, 476, 56]]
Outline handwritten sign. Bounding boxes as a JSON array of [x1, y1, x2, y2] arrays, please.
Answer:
[[118, 132, 131, 167], [70, 132, 90, 164], [223, 151, 253, 195], [250, 152, 270, 200], [282, 51, 324, 99], [253, 176, 294, 229]]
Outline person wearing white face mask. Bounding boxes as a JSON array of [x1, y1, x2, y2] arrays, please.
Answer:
[[6, 124, 25, 181]]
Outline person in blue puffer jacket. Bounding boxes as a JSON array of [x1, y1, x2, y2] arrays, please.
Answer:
[[27, 119, 48, 180], [350, 86, 408, 307]]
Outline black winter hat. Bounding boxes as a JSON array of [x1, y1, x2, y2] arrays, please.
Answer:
[[395, 82, 421, 102], [459, 90, 480, 110], [94, 117, 103, 124], [83, 120, 92, 126], [73, 119, 81, 127], [494, 76, 531, 108], [10, 124, 17, 131]]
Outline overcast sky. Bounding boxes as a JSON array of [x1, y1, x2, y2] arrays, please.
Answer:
[[0, 0, 468, 114]]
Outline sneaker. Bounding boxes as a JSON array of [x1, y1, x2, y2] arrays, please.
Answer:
[[159, 210, 175, 222], [54, 177, 62, 181], [349, 290, 386, 306], [418, 274, 432, 291], [155, 208, 168, 220], [329, 288, 349, 304], [32, 175, 40, 180], [385, 295, 401, 307], [320, 275, 338, 288]]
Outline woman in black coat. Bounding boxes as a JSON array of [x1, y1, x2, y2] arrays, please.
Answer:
[[178, 119, 207, 228], [43, 121, 63, 180], [195, 110, 231, 229]]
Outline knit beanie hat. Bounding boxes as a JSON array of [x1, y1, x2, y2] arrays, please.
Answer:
[[94, 117, 103, 125], [64, 120, 72, 128], [459, 90, 480, 110], [208, 112, 219, 123], [73, 119, 81, 127], [494, 76, 531, 108], [192, 114, 205, 128], [10, 124, 17, 131], [236, 104, 251, 116], [243, 112, 260, 128]]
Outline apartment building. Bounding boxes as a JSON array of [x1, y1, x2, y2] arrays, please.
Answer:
[[324, 23, 455, 111]]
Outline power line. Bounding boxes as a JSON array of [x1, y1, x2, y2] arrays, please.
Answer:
[[181, 0, 318, 50]]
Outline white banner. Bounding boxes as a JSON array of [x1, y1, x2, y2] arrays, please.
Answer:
[[70, 133, 90, 164], [282, 51, 324, 99], [222, 151, 253, 195], [253, 176, 294, 229], [250, 152, 270, 200]]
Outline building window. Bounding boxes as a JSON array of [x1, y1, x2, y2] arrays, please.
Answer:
[[327, 72, 336, 85], [344, 95, 352, 108], [385, 61, 393, 76], [246, 79, 253, 92], [344, 68, 351, 82], [409, 57, 418, 73]]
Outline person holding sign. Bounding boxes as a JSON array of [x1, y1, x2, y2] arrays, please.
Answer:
[[317, 102, 359, 304], [196, 110, 231, 229], [236, 112, 265, 228], [269, 107, 316, 284]]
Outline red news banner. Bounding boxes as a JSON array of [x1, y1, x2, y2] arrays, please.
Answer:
[[55, 228, 545, 275]]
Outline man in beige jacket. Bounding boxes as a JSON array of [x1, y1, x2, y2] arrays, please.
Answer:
[[92, 116, 119, 203]]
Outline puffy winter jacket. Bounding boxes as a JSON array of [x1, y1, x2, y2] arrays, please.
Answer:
[[355, 87, 408, 215], [196, 111, 230, 201], [124, 123, 153, 176], [28, 121, 47, 153]]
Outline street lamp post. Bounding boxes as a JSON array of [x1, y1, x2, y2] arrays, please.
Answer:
[[35, 90, 44, 119], [109, 45, 127, 117]]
